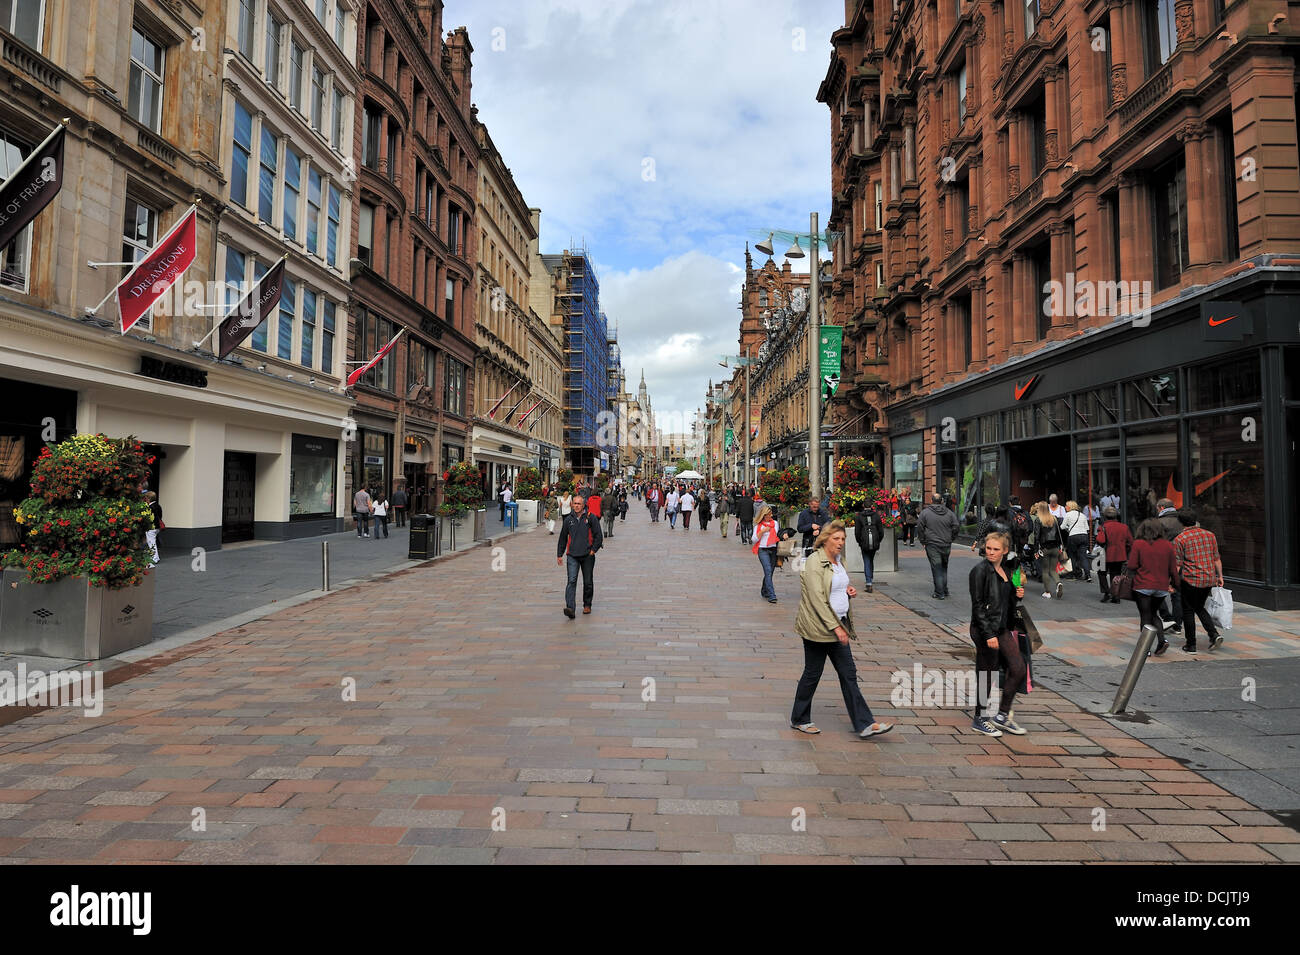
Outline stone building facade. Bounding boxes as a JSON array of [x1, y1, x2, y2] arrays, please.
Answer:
[[471, 115, 535, 499], [820, 0, 1300, 607], [348, 0, 478, 515], [0, 0, 352, 552]]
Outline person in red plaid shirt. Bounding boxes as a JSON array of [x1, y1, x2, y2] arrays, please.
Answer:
[[1174, 509, 1225, 653]]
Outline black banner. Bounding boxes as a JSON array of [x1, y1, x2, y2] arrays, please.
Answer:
[[0, 123, 64, 252], [216, 256, 285, 359]]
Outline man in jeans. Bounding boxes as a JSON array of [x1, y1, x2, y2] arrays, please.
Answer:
[[917, 492, 960, 599], [353, 487, 371, 538], [391, 484, 408, 527], [1173, 509, 1225, 652], [557, 495, 603, 618]]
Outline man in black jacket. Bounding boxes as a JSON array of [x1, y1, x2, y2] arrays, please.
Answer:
[[917, 493, 960, 599], [854, 504, 885, 592], [557, 495, 603, 618], [796, 497, 832, 552], [735, 489, 755, 544]]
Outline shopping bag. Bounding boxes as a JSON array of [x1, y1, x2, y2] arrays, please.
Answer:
[[1059, 557, 1073, 575], [1206, 586, 1234, 630], [1110, 570, 1134, 601]]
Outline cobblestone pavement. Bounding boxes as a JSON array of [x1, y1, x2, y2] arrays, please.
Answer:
[[875, 541, 1300, 812], [0, 511, 1295, 864]]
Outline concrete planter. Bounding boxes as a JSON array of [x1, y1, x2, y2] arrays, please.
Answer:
[[843, 539, 864, 575], [516, 500, 539, 525], [0, 568, 155, 660], [874, 527, 899, 573], [472, 508, 487, 541]]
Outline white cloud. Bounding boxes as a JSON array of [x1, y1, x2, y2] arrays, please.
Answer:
[[455, 0, 840, 417]]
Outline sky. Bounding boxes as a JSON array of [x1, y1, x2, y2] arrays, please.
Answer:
[[457, 0, 840, 426]]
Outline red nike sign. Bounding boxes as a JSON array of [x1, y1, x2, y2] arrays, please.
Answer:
[[1207, 315, 1236, 327], [1013, 374, 1039, 401]]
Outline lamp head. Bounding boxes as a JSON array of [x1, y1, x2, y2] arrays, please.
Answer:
[[784, 237, 805, 259], [755, 232, 775, 257]]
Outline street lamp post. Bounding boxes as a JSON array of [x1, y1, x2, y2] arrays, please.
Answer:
[[808, 211, 822, 503]]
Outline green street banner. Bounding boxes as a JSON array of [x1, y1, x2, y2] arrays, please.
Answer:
[[724, 427, 734, 450], [820, 325, 842, 400]]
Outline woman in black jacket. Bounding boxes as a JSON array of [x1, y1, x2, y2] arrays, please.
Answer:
[[853, 503, 885, 593], [968, 531, 1027, 738]]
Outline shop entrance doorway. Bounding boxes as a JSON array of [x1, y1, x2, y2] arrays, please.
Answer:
[[1006, 435, 1071, 507], [222, 451, 256, 543]]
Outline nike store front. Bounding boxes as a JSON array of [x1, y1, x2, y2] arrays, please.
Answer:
[[911, 268, 1300, 610]]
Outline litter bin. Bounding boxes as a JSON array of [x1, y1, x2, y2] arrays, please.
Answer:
[[504, 501, 518, 530], [408, 513, 441, 560]]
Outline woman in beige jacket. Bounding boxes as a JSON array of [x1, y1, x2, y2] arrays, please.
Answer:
[[789, 521, 894, 738]]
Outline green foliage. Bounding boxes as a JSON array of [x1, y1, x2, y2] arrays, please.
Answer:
[[556, 468, 575, 494], [437, 461, 484, 518], [2, 434, 154, 589], [829, 456, 881, 527], [759, 466, 810, 521], [515, 466, 543, 500]]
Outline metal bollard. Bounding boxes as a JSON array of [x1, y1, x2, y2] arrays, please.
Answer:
[[1108, 625, 1160, 714], [322, 541, 330, 592]]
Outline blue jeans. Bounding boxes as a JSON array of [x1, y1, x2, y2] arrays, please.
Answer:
[[790, 637, 876, 732], [862, 547, 876, 585], [668, 509, 678, 528], [925, 543, 950, 595], [565, 554, 595, 610], [758, 547, 777, 600]]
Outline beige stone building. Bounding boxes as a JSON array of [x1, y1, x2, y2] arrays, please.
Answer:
[[471, 115, 536, 499], [0, 0, 352, 554], [526, 209, 566, 480]]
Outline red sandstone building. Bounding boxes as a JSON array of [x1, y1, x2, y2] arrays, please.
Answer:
[[820, 0, 1300, 607], [348, 0, 478, 512]]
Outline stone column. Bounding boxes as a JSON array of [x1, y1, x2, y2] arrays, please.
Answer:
[[904, 122, 916, 181], [1177, 121, 1212, 268], [971, 277, 987, 364], [968, 156, 982, 234], [1117, 172, 1141, 314], [890, 145, 901, 200], [1043, 64, 1060, 165], [1011, 252, 1028, 345], [1048, 222, 1071, 334], [1007, 115, 1021, 197]]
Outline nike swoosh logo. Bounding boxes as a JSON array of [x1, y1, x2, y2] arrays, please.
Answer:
[[1013, 375, 1039, 401], [1207, 315, 1236, 326]]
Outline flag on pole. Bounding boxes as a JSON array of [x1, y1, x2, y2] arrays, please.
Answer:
[[116, 204, 197, 334], [215, 255, 285, 360], [505, 390, 529, 421], [347, 327, 404, 388], [0, 122, 65, 253], [516, 398, 544, 427], [487, 379, 520, 419]]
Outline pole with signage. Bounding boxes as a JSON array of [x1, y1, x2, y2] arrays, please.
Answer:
[[820, 324, 842, 403]]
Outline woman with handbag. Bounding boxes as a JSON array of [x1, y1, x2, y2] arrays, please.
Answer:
[[1062, 500, 1092, 582], [752, 504, 781, 603], [968, 531, 1028, 737], [1129, 519, 1178, 656], [789, 521, 894, 738], [1095, 507, 1132, 602], [1029, 501, 1065, 599]]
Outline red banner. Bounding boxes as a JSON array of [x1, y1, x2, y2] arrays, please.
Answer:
[[347, 327, 404, 388], [117, 206, 197, 334], [516, 398, 544, 427]]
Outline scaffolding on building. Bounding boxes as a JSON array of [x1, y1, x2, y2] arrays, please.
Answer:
[[559, 245, 608, 468]]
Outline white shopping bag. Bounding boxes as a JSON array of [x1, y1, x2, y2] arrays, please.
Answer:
[[1206, 586, 1234, 631]]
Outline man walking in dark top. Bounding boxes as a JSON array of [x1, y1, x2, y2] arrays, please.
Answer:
[[557, 494, 603, 618]]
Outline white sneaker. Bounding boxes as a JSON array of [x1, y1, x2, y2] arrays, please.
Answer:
[[1041, 592, 1052, 599]]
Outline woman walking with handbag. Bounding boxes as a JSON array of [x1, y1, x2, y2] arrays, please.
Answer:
[[1029, 501, 1065, 599], [1095, 507, 1132, 602], [1062, 500, 1092, 581], [789, 521, 894, 738], [753, 504, 781, 603], [1129, 519, 1178, 656], [968, 531, 1028, 737]]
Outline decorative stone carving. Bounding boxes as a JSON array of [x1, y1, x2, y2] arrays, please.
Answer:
[[968, 203, 980, 232], [1174, 0, 1195, 45], [1008, 164, 1020, 196], [1004, 30, 1014, 61], [974, 13, 986, 42], [1176, 120, 1209, 142], [1111, 64, 1127, 102], [1045, 130, 1058, 162]]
